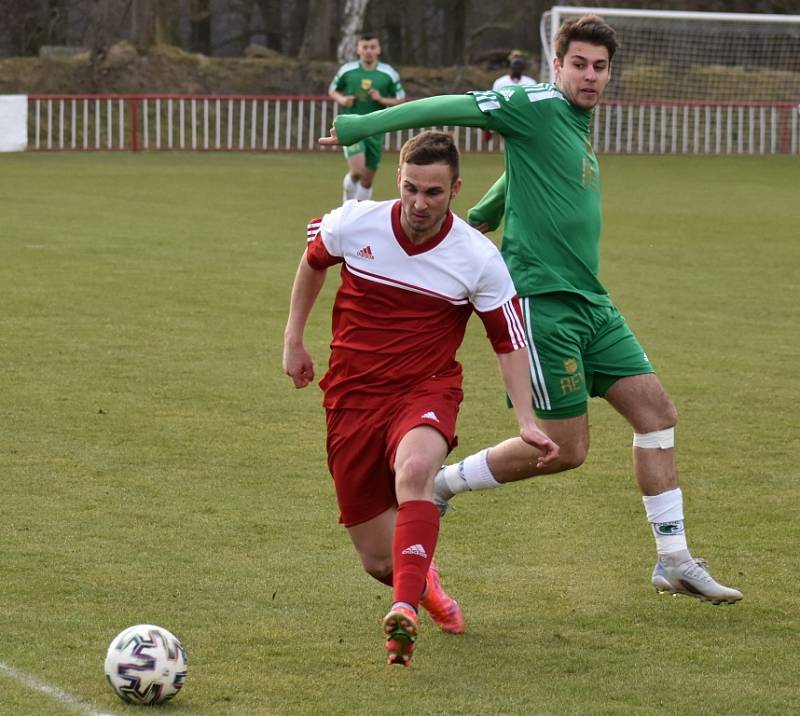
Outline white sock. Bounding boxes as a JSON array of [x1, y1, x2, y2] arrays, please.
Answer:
[[435, 449, 501, 500], [354, 182, 373, 201], [642, 488, 690, 565], [342, 173, 357, 201]]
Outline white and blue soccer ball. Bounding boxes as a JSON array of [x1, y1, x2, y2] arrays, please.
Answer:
[[104, 624, 188, 705]]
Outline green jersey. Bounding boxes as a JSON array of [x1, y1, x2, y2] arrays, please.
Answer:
[[329, 61, 405, 116], [334, 88, 609, 305]]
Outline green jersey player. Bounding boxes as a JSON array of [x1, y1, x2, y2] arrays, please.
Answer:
[[328, 33, 405, 202], [321, 15, 742, 605]]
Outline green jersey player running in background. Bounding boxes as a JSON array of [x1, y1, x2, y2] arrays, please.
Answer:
[[329, 32, 405, 202], [321, 14, 742, 605]]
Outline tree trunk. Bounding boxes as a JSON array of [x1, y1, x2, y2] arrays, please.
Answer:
[[448, 0, 466, 66], [297, 0, 329, 91], [337, 0, 369, 64], [255, 0, 284, 52], [46, 0, 69, 46], [281, 0, 308, 56], [88, 0, 112, 89], [131, 0, 154, 49]]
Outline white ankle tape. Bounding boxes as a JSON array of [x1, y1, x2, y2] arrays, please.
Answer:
[[633, 427, 675, 449]]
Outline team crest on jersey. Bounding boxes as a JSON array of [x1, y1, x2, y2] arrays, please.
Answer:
[[361, 79, 373, 90], [564, 358, 578, 374]]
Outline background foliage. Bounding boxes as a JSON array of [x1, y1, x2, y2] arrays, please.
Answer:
[[1, 0, 797, 64]]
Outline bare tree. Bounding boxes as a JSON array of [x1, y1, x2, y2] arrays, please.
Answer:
[[298, 0, 333, 60], [253, 0, 282, 51], [86, 0, 113, 87], [44, 0, 70, 46], [185, 0, 211, 53], [296, 0, 331, 90], [284, 0, 309, 56], [0, 0, 51, 55], [337, 0, 369, 63], [445, 0, 466, 67], [131, 0, 154, 48]]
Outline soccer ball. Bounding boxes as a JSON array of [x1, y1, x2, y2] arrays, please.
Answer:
[[104, 624, 188, 705]]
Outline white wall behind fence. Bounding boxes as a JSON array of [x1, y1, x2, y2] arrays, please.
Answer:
[[0, 95, 28, 151]]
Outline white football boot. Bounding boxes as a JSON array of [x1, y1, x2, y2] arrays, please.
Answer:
[[432, 467, 455, 518], [652, 557, 742, 605]]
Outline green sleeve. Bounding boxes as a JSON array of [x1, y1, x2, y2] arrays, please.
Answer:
[[334, 95, 488, 145], [467, 172, 506, 231]]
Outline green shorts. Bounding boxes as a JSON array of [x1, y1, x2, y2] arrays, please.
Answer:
[[519, 292, 654, 419], [343, 134, 384, 171]]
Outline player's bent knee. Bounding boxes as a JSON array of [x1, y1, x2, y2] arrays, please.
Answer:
[[542, 440, 587, 472], [557, 449, 587, 471], [631, 402, 677, 435], [655, 397, 678, 428], [394, 465, 434, 494], [667, 401, 678, 427], [395, 450, 439, 485], [658, 391, 678, 427], [361, 556, 392, 581], [633, 426, 675, 449]]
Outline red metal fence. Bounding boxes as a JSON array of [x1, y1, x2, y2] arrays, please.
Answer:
[[27, 94, 800, 155]]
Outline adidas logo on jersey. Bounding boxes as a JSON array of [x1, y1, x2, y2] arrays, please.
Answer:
[[421, 411, 440, 423], [401, 543, 428, 558], [356, 245, 374, 259]]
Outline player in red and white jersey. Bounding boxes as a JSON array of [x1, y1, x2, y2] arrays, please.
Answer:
[[284, 131, 558, 666], [309, 195, 530, 410]]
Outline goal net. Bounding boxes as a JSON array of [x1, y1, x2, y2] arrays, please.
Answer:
[[539, 6, 800, 102]]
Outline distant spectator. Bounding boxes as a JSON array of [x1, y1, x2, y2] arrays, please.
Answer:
[[483, 50, 537, 143], [492, 50, 536, 91]]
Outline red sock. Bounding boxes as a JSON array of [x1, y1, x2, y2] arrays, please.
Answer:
[[391, 500, 439, 609]]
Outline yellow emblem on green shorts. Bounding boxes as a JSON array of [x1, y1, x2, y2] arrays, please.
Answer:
[[564, 358, 578, 374]]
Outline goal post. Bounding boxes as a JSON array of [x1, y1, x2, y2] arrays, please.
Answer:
[[538, 6, 800, 154], [539, 6, 800, 102]]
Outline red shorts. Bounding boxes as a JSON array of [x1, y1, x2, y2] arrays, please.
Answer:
[[325, 382, 462, 527]]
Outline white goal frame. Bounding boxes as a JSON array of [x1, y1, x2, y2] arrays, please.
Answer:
[[540, 6, 800, 84], [538, 6, 800, 154]]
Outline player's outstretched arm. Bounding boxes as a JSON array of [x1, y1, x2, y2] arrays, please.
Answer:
[[320, 94, 487, 146], [283, 251, 328, 389], [496, 348, 559, 467], [319, 126, 340, 146], [468, 172, 507, 233]]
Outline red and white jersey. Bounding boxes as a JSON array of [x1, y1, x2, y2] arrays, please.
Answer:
[[306, 199, 526, 408]]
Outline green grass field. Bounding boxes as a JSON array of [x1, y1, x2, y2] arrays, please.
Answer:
[[1, 151, 798, 715]]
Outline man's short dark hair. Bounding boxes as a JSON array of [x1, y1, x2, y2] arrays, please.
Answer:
[[358, 32, 379, 42], [555, 15, 618, 63], [399, 131, 460, 183]]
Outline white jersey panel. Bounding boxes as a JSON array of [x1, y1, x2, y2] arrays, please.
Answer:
[[329, 61, 360, 92], [492, 74, 537, 91], [320, 199, 516, 313]]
